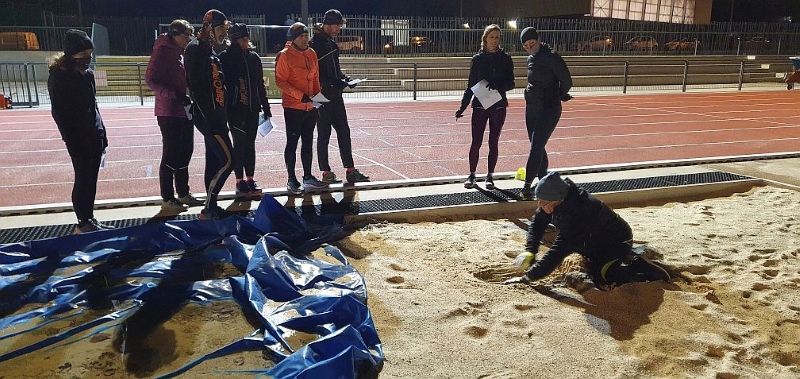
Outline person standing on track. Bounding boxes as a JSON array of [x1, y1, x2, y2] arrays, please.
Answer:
[[310, 9, 370, 185], [219, 23, 272, 201], [519, 27, 573, 200], [48, 29, 115, 234], [455, 23, 515, 190], [145, 19, 205, 214], [184, 9, 233, 220]]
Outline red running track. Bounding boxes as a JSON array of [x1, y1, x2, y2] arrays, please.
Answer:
[[1, 90, 799, 208]]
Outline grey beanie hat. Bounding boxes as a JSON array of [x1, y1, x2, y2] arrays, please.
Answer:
[[287, 22, 309, 41], [534, 171, 569, 201], [519, 27, 539, 44]]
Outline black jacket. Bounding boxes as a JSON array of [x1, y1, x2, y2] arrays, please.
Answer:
[[524, 43, 572, 113], [184, 38, 227, 130], [48, 66, 107, 152], [219, 43, 271, 117], [459, 48, 515, 110], [524, 179, 632, 281], [309, 27, 349, 100]]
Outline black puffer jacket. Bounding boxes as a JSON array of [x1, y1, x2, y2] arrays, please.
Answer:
[[219, 43, 271, 116], [524, 43, 572, 113], [48, 66, 107, 152], [459, 48, 515, 110], [524, 178, 632, 281], [309, 26, 349, 100]]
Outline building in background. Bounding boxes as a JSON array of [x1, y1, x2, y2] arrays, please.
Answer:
[[590, 0, 712, 24]]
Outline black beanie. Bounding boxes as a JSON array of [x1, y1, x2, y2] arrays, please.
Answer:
[[63, 29, 94, 57], [520, 27, 539, 44], [202, 9, 228, 27], [534, 171, 569, 201], [229, 23, 249, 40], [323, 9, 344, 25], [287, 22, 309, 41]]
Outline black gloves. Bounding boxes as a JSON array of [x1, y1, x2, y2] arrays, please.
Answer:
[[263, 106, 272, 118], [455, 108, 465, 119], [334, 80, 348, 91], [181, 94, 191, 106], [560, 93, 574, 102], [301, 94, 312, 103]]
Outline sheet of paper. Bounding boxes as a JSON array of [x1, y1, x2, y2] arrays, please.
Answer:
[[470, 79, 502, 109], [257, 116, 276, 137], [311, 93, 330, 108], [347, 78, 367, 85]]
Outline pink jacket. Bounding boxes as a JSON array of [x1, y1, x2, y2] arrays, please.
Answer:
[[145, 33, 188, 118]]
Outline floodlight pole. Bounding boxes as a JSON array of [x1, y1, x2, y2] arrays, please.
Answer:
[[301, 0, 309, 26]]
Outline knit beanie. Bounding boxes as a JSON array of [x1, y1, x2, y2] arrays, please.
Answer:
[[287, 22, 309, 41], [202, 9, 228, 27], [534, 172, 569, 201], [63, 29, 94, 57], [520, 27, 539, 44], [323, 9, 344, 25], [229, 23, 249, 40]]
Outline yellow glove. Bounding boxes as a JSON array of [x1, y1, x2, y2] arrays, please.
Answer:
[[513, 251, 535, 271]]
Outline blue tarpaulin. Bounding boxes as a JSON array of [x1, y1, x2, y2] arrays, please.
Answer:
[[0, 195, 384, 378]]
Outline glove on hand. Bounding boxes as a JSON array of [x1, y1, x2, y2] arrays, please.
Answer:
[[455, 109, 465, 119], [560, 94, 573, 102], [263, 106, 272, 118], [181, 94, 192, 107], [301, 94, 312, 103], [513, 251, 536, 271], [485, 81, 496, 90]]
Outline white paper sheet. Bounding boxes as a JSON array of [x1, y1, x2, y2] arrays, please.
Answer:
[[311, 93, 330, 108], [347, 78, 367, 86], [257, 116, 276, 137], [470, 79, 502, 108]]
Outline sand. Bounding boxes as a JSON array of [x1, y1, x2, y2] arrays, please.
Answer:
[[1, 184, 798, 378]]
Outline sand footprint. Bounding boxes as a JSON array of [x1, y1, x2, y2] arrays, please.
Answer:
[[464, 325, 489, 338], [471, 264, 521, 283]]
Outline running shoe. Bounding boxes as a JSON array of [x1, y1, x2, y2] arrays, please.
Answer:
[[346, 168, 370, 183], [464, 174, 476, 189], [199, 205, 229, 221], [521, 182, 534, 200], [321, 171, 343, 184], [235, 181, 252, 199], [287, 178, 304, 195], [303, 175, 329, 189], [485, 173, 495, 190], [178, 193, 205, 207], [247, 179, 263, 196], [161, 198, 189, 212]]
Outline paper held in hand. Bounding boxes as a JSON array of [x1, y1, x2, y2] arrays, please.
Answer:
[[470, 79, 502, 108], [311, 93, 330, 108], [257, 115, 276, 137], [347, 78, 367, 86]]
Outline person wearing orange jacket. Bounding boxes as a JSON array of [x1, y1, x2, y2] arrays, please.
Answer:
[[275, 23, 328, 195]]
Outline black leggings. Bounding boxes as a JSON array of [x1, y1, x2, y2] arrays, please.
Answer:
[[524, 104, 562, 184], [229, 110, 259, 179], [66, 139, 103, 223], [469, 107, 506, 174], [316, 97, 354, 171], [283, 108, 317, 180], [193, 114, 233, 208], [157, 116, 195, 200]]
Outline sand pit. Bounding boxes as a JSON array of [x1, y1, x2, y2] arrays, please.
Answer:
[[1, 185, 798, 378]]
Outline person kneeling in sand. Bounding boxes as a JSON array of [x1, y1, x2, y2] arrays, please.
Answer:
[[504, 171, 671, 290]]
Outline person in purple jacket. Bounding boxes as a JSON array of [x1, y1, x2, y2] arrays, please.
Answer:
[[145, 19, 205, 213]]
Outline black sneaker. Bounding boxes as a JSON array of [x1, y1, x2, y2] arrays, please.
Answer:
[[74, 221, 99, 234], [199, 205, 229, 221], [235, 181, 252, 199], [630, 256, 671, 282], [346, 169, 370, 183], [303, 175, 329, 189], [521, 182, 534, 200], [178, 193, 205, 207], [247, 180, 263, 196], [161, 198, 189, 213], [464, 174, 476, 189], [321, 171, 343, 184], [90, 218, 115, 230], [485, 174, 495, 190], [287, 178, 304, 195]]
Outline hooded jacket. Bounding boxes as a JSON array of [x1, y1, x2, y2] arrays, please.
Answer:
[[459, 48, 515, 110], [275, 42, 320, 111], [219, 43, 271, 115], [184, 38, 227, 129], [524, 178, 632, 281], [145, 33, 189, 118], [309, 25, 349, 100], [48, 65, 107, 152], [524, 43, 572, 113]]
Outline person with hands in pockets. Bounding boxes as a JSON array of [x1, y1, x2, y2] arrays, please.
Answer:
[[455, 24, 515, 190], [275, 22, 328, 195], [219, 23, 272, 200], [310, 9, 370, 185], [504, 171, 671, 290], [518, 27, 573, 200]]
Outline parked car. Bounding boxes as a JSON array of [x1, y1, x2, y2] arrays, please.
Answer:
[[623, 36, 659, 51], [664, 37, 701, 51], [335, 35, 364, 53], [573, 35, 614, 52], [410, 36, 434, 51]]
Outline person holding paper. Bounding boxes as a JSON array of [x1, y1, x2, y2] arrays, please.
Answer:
[[220, 23, 272, 200], [310, 9, 370, 185], [519, 26, 573, 200], [145, 19, 205, 213], [455, 24, 515, 190], [275, 22, 328, 195]]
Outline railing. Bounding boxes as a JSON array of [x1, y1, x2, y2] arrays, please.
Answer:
[[1, 57, 791, 107]]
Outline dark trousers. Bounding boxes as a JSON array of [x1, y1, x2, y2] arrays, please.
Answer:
[[157, 116, 195, 200], [229, 110, 259, 179], [316, 97, 354, 171], [469, 107, 506, 174], [66, 139, 103, 223], [284, 108, 317, 180], [193, 114, 233, 208], [524, 104, 562, 184]]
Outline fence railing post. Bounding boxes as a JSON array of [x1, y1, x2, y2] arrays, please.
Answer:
[[412, 63, 418, 100], [623, 61, 629, 94], [137, 62, 144, 106], [738, 61, 745, 91], [24, 63, 34, 107], [682, 60, 689, 92], [31, 63, 40, 106]]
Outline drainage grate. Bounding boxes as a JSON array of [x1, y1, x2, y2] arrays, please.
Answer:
[[0, 171, 753, 245]]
